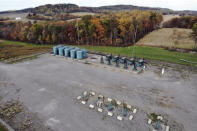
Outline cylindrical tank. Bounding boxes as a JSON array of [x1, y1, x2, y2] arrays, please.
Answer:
[[82, 49, 87, 58], [77, 50, 83, 60], [58, 47, 65, 56], [53, 46, 58, 55], [70, 49, 76, 59], [64, 47, 70, 57]]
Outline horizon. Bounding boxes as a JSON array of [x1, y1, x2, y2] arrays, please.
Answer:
[[0, 0, 197, 12]]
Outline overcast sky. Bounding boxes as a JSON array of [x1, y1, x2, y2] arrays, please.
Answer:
[[1, 0, 197, 12]]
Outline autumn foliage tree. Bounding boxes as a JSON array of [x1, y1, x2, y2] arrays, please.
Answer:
[[163, 16, 197, 29], [0, 10, 163, 46]]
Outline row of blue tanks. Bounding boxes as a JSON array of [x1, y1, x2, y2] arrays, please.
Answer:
[[53, 45, 87, 60]]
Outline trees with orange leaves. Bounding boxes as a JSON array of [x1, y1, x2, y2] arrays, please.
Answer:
[[91, 17, 104, 45], [0, 10, 163, 46]]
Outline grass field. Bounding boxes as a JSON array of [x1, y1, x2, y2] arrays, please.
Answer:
[[137, 28, 196, 49], [0, 39, 197, 66], [0, 39, 51, 61], [78, 45, 197, 66], [161, 15, 179, 26], [70, 12, 95, 16]]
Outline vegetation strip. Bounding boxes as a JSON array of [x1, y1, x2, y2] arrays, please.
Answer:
[[77, 45, 197, 66], [0, 118, 15, 131], [0, 39, 197, 66]]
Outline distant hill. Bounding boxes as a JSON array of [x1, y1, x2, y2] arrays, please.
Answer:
[[0, 4, 197, 16]]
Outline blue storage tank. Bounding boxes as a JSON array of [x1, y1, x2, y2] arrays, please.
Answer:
[[53, 46, 58, 55], [77, 50, 83, 60], [64, 47, 70, 57], [64, 47, 71, 57], [70, 49, 76, 59], [58, 47, 65, 56], [82, 49, 87, 58]]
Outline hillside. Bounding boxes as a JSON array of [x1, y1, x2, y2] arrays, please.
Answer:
[[0, 4, 197, 16], [161, 15, 180, 26], [137, 28, 196, 50]]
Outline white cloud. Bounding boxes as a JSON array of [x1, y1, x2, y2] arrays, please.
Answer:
[[0, 0, 197, 11]]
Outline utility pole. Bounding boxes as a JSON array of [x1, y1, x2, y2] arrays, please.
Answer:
[[77, 19, 79, 45], [132, 19, 138, 57]]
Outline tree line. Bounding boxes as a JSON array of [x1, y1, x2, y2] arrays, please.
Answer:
[[163, 16, 197, 29], [0, 11, 163, 46], [192, 22, 197, 47]]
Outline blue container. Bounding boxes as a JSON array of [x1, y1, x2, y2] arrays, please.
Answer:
[[64, 48, 71, 57], [53, 46, 58, 55], [82, 49, 87, 58], [70, 49, 76, 59], [58, 47, 65, 56], [77, 50, 83, 60]]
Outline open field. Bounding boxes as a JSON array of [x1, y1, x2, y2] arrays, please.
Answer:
[[161, 15, 180, 26], [137, 28, 196, 49], [0, 53, 197, 131], [70, 12, 95, 16], [0, 39, 51, 61], [0, 12, 30, 21], [77, 45, 197, 66]]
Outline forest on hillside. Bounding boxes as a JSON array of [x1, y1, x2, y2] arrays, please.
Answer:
[[0, 11, 163, 46], [163, 16, 197, 29], [1, 3, 197, 16]]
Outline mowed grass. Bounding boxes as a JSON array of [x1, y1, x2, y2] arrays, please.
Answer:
[[77, 45, 197, 66], [0, 39, 51, 61], [0, 39, 197, 66], [137, 28, 196, 49]]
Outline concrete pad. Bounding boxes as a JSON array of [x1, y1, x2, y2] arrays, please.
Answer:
[[98, 108, 103, 112], [77, 96, 82, 100], [90, 91, 95, 96], [148, 119, 152, 124], [81, 101, 86, 104], [1, 54, 197, 131], [38, 88, 46, 92], [89, 104, 95, 109], [127, 105, 131, 110], [165, 126, 170, 131], [129, 115, 133, 120], [117, 101, 121, 105], [133, 109, 137, 114], [107, 98, 112, 102], [96, 101, 103, 107], [157, 116, 163, 120], [117, 116, 123, 121], [108, 112, 113, 117], [83, 91, 88, 96], [153, 130, 157, 131], [98, 95, 104, 99]]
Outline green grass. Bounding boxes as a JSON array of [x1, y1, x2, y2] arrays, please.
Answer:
[[77, 45, 197, 66], [0, 124, 8, 131], [0, 39, 53, 47], [0, 39, 52, 61], [0, 39, 197, 66]]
